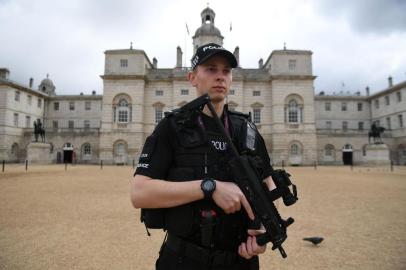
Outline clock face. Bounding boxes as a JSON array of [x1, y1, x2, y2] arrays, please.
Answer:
[[203, 180, 214, 191]]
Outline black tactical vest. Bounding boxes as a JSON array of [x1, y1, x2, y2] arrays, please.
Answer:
[[141, 107, 262, 249]]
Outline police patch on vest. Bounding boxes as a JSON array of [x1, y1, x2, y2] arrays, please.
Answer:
[[210, 140, 227, 151], [246, 122, 256, 151], [138, 134, 157, 166]]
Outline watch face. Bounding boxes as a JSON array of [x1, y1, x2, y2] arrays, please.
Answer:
[[203, 180, 214, 191]]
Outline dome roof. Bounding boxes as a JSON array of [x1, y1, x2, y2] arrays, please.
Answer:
[[194, 23, 222, 37], [40, 75, 54, 87], [201, 7, 215, 16]]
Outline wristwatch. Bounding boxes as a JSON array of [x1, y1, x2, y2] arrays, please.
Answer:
[[201, 177, 216, 200]]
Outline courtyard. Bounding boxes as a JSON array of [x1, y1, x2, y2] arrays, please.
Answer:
[[0, 164, 405, 269]]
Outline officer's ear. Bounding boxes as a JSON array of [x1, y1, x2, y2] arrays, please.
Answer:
[[188, 69, 197, 87]]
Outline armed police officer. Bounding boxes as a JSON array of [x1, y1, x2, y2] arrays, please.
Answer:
[[131, 43, 277, 270]]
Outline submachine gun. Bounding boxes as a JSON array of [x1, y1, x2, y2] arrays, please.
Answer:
[[182, 94, 298, 258]]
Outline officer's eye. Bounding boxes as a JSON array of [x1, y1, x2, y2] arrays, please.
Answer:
[[207, 67, 217, 73]]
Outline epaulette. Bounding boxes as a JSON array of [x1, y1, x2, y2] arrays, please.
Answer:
[[164, 108, 182, 118], [228, 110, 252, 122]]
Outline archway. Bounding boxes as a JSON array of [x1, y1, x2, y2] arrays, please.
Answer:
[[342, 144, 353, 165]]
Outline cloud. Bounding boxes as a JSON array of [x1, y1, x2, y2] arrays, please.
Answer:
[[316, 0, 406, 34]]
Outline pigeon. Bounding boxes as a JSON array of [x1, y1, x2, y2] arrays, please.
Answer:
[[303, 237, 324, 245]]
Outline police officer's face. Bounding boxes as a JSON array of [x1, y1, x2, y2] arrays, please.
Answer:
[[189, 55, 232, 103]]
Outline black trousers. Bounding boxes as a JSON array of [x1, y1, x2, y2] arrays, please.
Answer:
[[155, 243, 259, 270]]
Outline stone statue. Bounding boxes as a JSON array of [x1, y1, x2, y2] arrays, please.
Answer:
[[33, 119, 46, 142], [368, 123, 385, 144]]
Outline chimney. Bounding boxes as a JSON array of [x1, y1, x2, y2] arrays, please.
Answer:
[[258, 58, 263, 68], [153, 57, 158, 68], [92, 90, 96, 95], [388, 76, 393, 87], [366, 86, 370, 96], [29, 78, 34, 88], [0, 68, 10, 79], [176, 46, 183, 68], [233, 46, 240, 67]]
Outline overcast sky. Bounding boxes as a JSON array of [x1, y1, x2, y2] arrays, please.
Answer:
[[1, 0, 405, 95]]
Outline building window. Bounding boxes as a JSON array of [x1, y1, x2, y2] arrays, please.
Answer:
[[362, 145, 367, 156], [120, 59, 128, 67], [15, 91, 20, 101], [37, 98, 42, 108], [155, 90, 163, 96], [290, 144, 299, 156], [25, 116, 31, 128], [357, 103, 363, 111], [27, 95, 32, 105], [181, 89, 189, 95], [68, 120, 74, 129], [342, 121, 348, 131], [253, 108, 261, 124], [326, 121, 332, 129], [375, 99, 379, 109], [386, 117, 391, 130], [288, 59, 297, 70], [229, 89, 235, 95], [84, 120, 90, 129], [396, 91, 402, 102], [341, 102, 347, 111], [325, 144, 334, 156], [253, 90, 261, 96], [83, 144, 91, 156], [54, 102, 59, 110], [85, 101, 91, 110], [399, 115, 404, 128], [69, 101, 75, 111], [13, 113, 18, 126], [53, 121, 58, 129], [288, 100, 299, 123], [155, 108, 163, 123], [358, 122, 364, 130], [385, 96, 390, 106], [118, 99, 129, 123], [325, 102, 331, 111]]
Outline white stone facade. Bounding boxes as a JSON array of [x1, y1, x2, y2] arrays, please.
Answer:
[[0, 7, 405, 165]]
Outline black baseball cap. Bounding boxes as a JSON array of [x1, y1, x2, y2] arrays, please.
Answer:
[[191, 43, 238, 70]]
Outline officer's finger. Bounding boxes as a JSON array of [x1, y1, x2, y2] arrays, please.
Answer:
[[240, 195, 255, 220], [246, 236, 254, 256], [239, 243, 251, 259]]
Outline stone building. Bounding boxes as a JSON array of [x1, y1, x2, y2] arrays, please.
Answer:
[[0, 7, 405, 165]]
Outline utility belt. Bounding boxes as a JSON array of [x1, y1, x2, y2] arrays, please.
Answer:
[[164, 233, 241, 267]]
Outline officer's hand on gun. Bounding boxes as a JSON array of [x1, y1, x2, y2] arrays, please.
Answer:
[[238, 228, 267, 259], [212, 180, 267, 258]]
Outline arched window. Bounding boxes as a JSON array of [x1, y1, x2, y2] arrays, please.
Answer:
[[284, 95, 303, 124], [118, 99, 129, 123], [114, 141, 127, 157], [11, 143, 19, 159], [82, 144, 92, 156], [290, 144, 299, 156], [113, 94, 132, 123], [343, 144, 353, 150], [325, 144, 335, 156], [288, 100, 299, 123]]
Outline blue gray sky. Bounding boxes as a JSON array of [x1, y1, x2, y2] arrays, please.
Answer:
[[1, 0, 405, 95]]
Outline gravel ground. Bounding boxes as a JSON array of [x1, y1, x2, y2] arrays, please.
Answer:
[[0, 164, 405, 270]]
